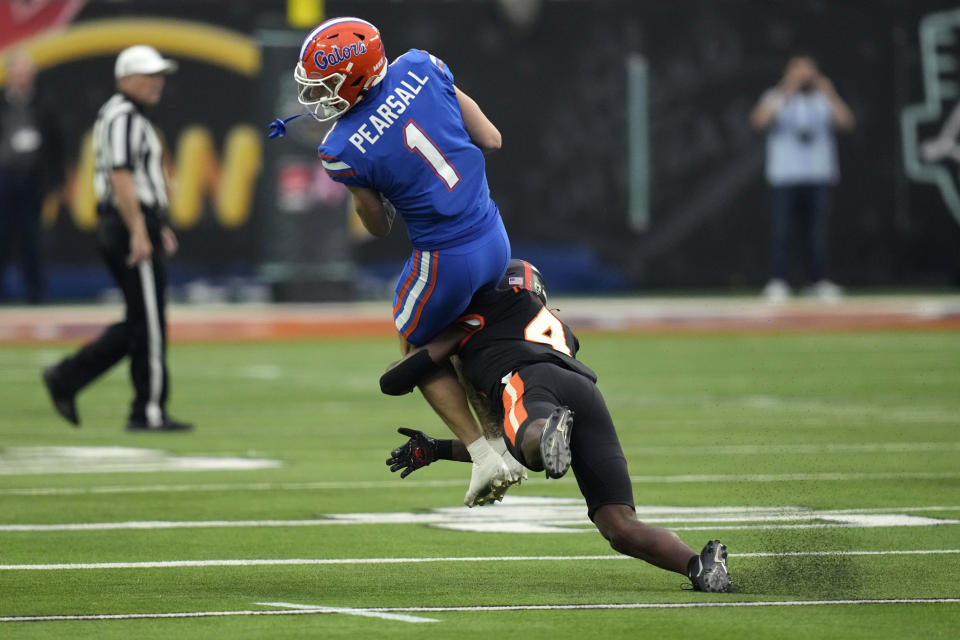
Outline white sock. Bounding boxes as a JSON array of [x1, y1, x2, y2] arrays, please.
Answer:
[[466, 437, 496, 463], [487, 436, 508, 456]]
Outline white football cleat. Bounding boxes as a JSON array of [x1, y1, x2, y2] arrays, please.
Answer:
[[502, 450, 527, 485], [464, 454, 512, 507], [487, 436, 527, 485], [474, 452, 527, 505]]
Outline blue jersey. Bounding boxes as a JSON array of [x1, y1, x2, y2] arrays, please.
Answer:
[[318, 49, 500, 250]]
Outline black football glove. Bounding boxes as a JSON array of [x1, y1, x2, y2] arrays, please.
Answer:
[[386, 427, 439, 478]]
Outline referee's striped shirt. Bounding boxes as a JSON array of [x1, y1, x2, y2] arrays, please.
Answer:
[[92, 92, 168, 212]]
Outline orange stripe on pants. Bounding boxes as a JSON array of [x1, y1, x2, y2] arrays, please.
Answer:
[[501, 372, 528, 446], [403, 251, 438, 341], [393, 250, 422, 317]]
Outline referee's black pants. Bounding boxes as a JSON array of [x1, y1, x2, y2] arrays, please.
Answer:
[[52, 213, 169, 426]]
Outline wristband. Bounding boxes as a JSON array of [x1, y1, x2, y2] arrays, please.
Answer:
[[436, 439, 454, 461]]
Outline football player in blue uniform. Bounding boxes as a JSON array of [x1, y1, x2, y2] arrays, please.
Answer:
[[293, 17, 520, 505], [379, 260, 732, 593]]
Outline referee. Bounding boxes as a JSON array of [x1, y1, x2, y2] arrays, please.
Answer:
[[42, 45, 192, 432]]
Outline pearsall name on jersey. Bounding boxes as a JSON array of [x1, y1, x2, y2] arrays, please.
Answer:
[[346, 70, 429, 154]]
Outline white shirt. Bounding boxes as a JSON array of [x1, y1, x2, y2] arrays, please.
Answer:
[[761, 88, 838, 186]]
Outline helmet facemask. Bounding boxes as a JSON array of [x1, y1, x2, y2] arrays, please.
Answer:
[[294, 61, 351, 121]]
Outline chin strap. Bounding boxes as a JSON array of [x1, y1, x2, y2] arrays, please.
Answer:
[[267, 113, 310, 139]]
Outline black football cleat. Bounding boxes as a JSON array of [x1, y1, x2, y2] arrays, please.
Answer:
[[539, 406, 574, 479], [126, 417, 195, 432], [688, 540, 732, 593], [42, 366, 79, 426]]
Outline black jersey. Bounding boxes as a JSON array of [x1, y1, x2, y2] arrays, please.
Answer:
[[456, 287, 598, 402]]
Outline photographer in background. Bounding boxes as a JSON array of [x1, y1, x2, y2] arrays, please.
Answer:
[[750, 54, 855, 302]]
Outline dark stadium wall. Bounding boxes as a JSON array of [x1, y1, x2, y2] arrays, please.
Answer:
[[322, 0, 960, 291], [7, 0, 960, 298], [3, 3, 272, 298]]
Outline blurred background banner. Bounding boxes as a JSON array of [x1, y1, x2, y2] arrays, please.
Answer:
[[0, 0, 86, 51], [2, 0, 959, 301]]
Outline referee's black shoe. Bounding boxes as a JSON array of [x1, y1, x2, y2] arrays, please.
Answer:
[[126, 417, 195, 432], [42, 366, 79, 427]]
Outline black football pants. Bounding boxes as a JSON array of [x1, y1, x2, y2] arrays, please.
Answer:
[[51, 213, 169, 426], [500, 362, 635, 519]]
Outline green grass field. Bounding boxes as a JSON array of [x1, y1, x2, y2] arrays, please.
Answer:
[[2, 330, 959, 638]]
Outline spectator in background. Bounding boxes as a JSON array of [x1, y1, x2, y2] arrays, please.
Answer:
[[750, 54, 855, 302], [0, 51, 63, 304]]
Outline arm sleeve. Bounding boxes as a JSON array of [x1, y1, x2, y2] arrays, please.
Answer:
[[380, 349, 440, 396], [422, 49, 454, 85]]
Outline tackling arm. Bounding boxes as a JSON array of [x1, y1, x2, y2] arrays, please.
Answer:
[[380, 324, 470, 395]]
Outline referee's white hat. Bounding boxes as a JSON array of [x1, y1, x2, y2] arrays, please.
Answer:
[[115, 45, 178, 78]]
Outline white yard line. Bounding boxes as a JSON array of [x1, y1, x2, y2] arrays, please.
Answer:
[[4, 469, 960, 497], [0, 479, 469, 496], [628, 471, 960, 483], [373, 598, 960, 612], [0, 519, 358, 532], [669, 522, 955, 532], [0, 520, 952, 534], [2, 599, 958, 623], [623, 442, 960, 456], [0, 508, 960, 533], [1, 549, 957, 572]]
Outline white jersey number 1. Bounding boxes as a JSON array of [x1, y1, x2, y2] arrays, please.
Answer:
[[403, 121, 461, 190]]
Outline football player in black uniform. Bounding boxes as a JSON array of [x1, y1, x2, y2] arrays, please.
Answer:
[[380, 259, 731, 592]]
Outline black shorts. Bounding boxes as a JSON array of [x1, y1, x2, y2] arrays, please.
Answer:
[[500, 362, 634, 519]]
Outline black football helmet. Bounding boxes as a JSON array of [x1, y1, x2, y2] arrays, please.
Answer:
[[499, 259, 547, 305]]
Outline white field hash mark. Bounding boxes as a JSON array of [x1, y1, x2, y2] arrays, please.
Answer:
[[4, 469, 960, 496], [0, 446, 280, 475], [259, 601, 436, 623], [2, 599, 959, 623], [1, 500, 956, 534], [0, 549, 957, 572]]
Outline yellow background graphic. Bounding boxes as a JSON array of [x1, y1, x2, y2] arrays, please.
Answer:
[[1, 17, 261, 82], [4, 18, 264, 231], [59, 127, 262, 231]]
